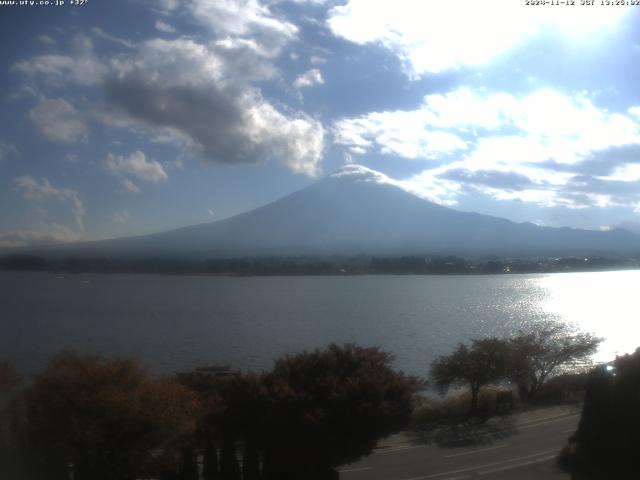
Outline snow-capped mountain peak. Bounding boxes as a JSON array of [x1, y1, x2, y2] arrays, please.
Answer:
[[329, 164, 395, 185]]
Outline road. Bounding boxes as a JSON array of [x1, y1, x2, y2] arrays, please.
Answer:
[[338, 407, 579, 480]]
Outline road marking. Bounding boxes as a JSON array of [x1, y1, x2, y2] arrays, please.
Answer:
[[515, 413, 579, 428], [338, 466, 372, 473], [517, 414, 579, 430], [443, 444, 509, 459], [479, 454, 556, 475], [563, 428, 575, 433], [376, 445, 425, 455], [434, 414, 579, 446], [404, 449, 559, 480]]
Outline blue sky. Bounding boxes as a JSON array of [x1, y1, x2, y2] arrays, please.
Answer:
[[2, 0, 640, 246]]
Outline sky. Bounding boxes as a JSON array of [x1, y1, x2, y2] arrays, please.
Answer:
[[2, 0, 640, 247]]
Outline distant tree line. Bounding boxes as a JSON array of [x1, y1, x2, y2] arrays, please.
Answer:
[[0, 253, 633, 276], [0, 345, 422, 480]]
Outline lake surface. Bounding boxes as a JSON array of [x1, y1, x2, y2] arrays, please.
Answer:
[[1, 270, 638, 377]]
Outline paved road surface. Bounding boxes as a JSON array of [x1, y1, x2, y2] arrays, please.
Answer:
[[339, 407, 579, 480]]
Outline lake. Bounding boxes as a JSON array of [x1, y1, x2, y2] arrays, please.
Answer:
[[1, 270, 638, 377]]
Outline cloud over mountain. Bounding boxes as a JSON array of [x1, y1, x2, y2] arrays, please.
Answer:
[[335, 87, 640, 211]]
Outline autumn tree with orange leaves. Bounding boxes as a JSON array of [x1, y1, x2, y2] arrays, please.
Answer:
[[25, 352, 201, 480]]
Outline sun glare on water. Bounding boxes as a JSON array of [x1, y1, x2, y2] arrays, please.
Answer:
[[538, 269, 640, 363]]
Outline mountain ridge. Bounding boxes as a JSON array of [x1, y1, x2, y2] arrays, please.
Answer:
[[5, 164, 640, 259]]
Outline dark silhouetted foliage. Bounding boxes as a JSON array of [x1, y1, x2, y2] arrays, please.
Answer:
[[174, 345, 421, 479], [559, 348, 640, 479], [260, 344, 423, 478], [0, 254, 52, 271], [0, 360, 22, 393], [528, 372, 589, 405], [431, 338, 510, 414], [0, 360, 25, 479], [179, 444, 199, 480], [25, 352, 201, 480], [201, 429, 219, 480]]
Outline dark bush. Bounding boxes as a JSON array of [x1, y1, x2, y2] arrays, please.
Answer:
[[261, 344, 423, 478], [559, 348, 640, 479]]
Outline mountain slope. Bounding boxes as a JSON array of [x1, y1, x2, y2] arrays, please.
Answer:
[[15, 165, 640, 258]]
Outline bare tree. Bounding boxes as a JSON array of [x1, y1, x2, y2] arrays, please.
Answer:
[[507, 321, 601, 400], [431, 338, 510, 414]]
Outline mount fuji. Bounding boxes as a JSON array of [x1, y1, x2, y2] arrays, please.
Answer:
[[12, 165, 640, 259]]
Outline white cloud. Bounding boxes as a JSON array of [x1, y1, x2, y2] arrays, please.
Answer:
[[186, 0, 297, 57], [112, 210, 131, 223], [30, 98, 87, 143], [335, 87, 640, 165], [397, 169, 463, 207], [68, 33, 96, 56], [310, 55, 326, 65], [192, 0, 295, 36], [0, 141, 19, 162], [37, 34, 56, 46], [91, 28, 134, 49], [14, 176, 86, 230], [163, 158, 184, 170], [15, 175, 60, 200], [628, 105, 640, 119], [155, 20, 176, 33], [598, 163, 640, 182], [190, 0, 298, 39], [211, 37, 278, 80], [246, 101, 325, 175], [334, 108, 467, 159], [0, 224, 79, 248], [327, 0, 631, 77], [293, 68, 324, 89], [121, 178, 141, 193], [154, 0, 178, 12], [13, 53, 106, 87], [104, 38, 325, 175], [105, 151, 168, 183], [147, 0, 300, 57], [33, 206, 48, 218], [281, 0, 328, 3], [14, 17, 324, 176], [335, 86, 640, 210]]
